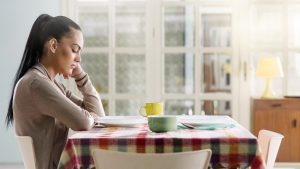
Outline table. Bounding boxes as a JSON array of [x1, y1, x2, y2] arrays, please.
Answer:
[[58, 116, 265, 169]]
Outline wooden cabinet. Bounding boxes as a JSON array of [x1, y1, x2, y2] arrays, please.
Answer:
[[252, 98, 300, 162]]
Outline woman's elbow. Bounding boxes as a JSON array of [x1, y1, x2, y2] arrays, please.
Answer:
[[72, 124, 93, 131], [71, 119, 94, 131]]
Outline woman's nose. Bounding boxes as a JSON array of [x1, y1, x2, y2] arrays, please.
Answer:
[[74, 55, 81, 63]]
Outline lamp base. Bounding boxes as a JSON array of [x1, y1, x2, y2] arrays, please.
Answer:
[[261, 88, 275, 98], [261, 78, 276, 99]]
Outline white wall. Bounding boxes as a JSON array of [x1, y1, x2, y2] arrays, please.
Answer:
[[0, 0, 59, 162]]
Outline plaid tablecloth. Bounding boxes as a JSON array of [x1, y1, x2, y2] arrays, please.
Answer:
[[58, 116, 265, 169]]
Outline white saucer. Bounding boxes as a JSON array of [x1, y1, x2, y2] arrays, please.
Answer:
[[95, 116, 147, 127]]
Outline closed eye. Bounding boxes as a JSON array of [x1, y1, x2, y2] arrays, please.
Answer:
[[72, 48, 80, 53], [72, 44, 82, 53]]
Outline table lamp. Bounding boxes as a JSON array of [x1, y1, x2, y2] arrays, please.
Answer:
[[256, 57, 284, 98]]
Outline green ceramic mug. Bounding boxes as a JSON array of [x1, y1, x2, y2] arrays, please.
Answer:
[[148, 115, 177, 133]]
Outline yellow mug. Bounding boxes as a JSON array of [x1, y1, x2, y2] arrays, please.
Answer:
[[139, 102, 164, 117]]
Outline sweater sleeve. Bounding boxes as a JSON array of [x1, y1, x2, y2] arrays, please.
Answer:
[[68, 71, 105, 117], [30, 76, 95, 131]]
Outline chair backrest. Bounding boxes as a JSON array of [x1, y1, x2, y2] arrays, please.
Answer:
[[92, 149, 212, 169], [258, 129, 284, 169], [16, 136, 37, 169]]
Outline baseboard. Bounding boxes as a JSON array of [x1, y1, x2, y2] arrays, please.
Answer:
[[275, 163, 300, 169]]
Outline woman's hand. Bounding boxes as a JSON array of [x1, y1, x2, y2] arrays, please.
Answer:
[[90, 112, 101, 122], [71, 63, 83, 77], [63, 63, 83, 79]]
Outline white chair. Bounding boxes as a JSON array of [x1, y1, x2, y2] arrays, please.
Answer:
[[16, 136, 37, 169], [92, 149, 212, 169], [258, 130, 284, 169]]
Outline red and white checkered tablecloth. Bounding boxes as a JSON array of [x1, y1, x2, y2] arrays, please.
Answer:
[[58, 116, 265, 169]]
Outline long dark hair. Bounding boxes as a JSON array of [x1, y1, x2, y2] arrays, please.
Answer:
[[6, 14, 81, 127]]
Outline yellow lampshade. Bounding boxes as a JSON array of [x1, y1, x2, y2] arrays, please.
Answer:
[[256, 57, 284, 78], [256, 57, 284, 98]]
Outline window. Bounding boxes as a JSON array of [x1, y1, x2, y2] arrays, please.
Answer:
[[250, 1, 300, 97], [62, 0, 239, 119]]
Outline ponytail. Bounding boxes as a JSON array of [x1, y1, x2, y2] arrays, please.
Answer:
[[6, 14, 81, 127]]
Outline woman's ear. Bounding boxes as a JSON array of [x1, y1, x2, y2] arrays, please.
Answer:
[[48, 38, 58, 53]]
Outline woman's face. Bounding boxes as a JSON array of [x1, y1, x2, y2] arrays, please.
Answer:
[[54, 28, 84, 76]]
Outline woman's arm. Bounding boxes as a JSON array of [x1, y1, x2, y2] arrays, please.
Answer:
[[30, 76, 96, 131], [58, 70, 106, 117]]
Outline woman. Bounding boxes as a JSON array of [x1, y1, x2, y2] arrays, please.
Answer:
[[5, 14, 105, 169]]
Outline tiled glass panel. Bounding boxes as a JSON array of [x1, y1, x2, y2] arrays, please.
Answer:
[[250, 52, 284, 97], [115, 99, 143, 116], [164, 6, 194, 47], [201, 53, 231, 93], [165, 53, 194, 94], [81, 53, 109, 93], [250, 5, 282, 48], [200, 100, 231, 115], [288, 5, 300, 48], [101, 99, 109, 115], [115, 54, 145, 93], [202, 13, 231, 47], [115, 6, 145, 47], [164, 100, 194, 115], [79, 7, 108, 47], [287, 53, 300, 96]]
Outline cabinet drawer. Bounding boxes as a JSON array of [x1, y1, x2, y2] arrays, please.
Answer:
[[253, 99, 300, 110]]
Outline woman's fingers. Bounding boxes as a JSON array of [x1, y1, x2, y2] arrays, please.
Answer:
[[71, 63, 83, 77], [63, 74, 69, 79]]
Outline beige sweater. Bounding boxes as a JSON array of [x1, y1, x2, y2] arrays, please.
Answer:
[[13, 63, 105, 169]]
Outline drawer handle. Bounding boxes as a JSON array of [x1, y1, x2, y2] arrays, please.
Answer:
[[292, 119, 297, 128], [271, 103, 282, 107]]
